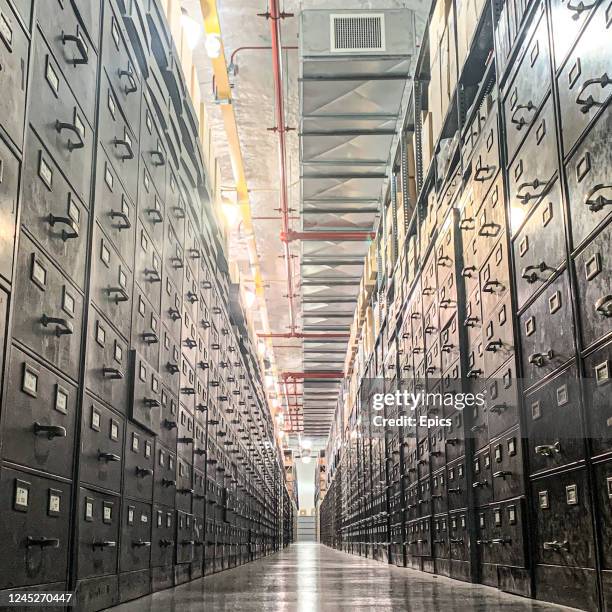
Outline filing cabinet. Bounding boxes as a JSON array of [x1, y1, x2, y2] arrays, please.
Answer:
[[29, 31, 94, 204], [20, 128, 90, 289], [0, 134, 19, 283], [123, 422, 154, 502], [79, 394, 124, 493], [2, 346, 77, 479], [129, 350, 162, 435], [119, 499, 152, 572], [0, 0, 29, 150], [12, 234, 84, 381], [0, 467, 71, 589]]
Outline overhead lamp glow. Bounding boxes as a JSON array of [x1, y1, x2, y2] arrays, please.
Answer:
[[257, 340, 267, 357], [180, 10, 202, 50], [221, 203, 240, 228], [204, 33, 222, 59], [265, 374, 275, 389], [301, 455, 311, 464], [244, 288, 256, 308], [301, 438, 312, 450]]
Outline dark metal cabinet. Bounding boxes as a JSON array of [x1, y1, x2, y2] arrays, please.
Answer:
[[119, 499, 152, 572], [29, 32, 94, 204], [565, 103, 612, 250], [90, 223, 133, 341], [76, 488, 120, 579], [36, 0, 99, 125], [134, 220, 162, 314], [94, 147, 137, 269], [85, 306, 129, 411], [21, 128, 89, 289], [519, 272, 576, 385], [12, 234, 84, 381], [0, 0, 29, 150], [0, 467, 71, 589], [2, 346, 77, 479], [574, 220, 612, 350], [557, 1, 612, 157], [151, 505, 174, 568], [584, 341, 612, 458], [123, 421, 154, 502], [0, 135, 19, 282], [129, 350, 162, 435], [79, 394, 124, 492]]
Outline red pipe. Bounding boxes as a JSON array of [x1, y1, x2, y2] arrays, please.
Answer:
[[268, 0, 296, 333], [282, 230, 375, 242]]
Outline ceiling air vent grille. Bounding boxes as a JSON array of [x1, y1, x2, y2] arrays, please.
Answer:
[[330, 14, 385, 53]]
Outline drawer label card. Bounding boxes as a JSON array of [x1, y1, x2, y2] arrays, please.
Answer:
[[48, 490, 61, 516], [0, 12, 13, 47], [14, 481, 30, 511], [55, 385, 68, 414]]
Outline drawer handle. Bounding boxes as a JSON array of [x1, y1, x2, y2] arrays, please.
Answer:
[[482, 279, 503, 293], [566, 0, 597, 13], [491, 537, 512, 545], [425, 325, 435, 335], [33, 422, 67, 439], [135, 467, 153, 477], [576, 73, 611, 113], [197, 360, 209, 370], [142, 330, 159, 344], [543, 540, 569, 551], [411, 312, 421, 319], [486, 338, 504, 352], [464, 316, 479, 327], [144, 397, 161, 408], [490, 402, 509, 414], [144, 268, 161, 282], [459, 217, 475, 230], [147, 208, 163, 224], [194, 448, 206, 456], [471, 423, 486, 432], [106, 286, 129, 304], [441, 343, 454, 353], [62, 31, 89, 65], [114, 137, 134, 160], [529, 349, 554, 366], [196, 403, 207, 412], [119, 67, 138, 94], [47, 214, 79, 240], [478, 221, 501, 237], [177, 488, 194, 495], [172, 256, 184, 269], [151, 149, 166, 166], [165, 361, 179, 374], [178, 436, 194, 444], [535, 441, 561, 456], [437, 254, 452, 266], [162, 478, 176, 487], [467, 367, 483, 378], [163, 419, 177, 430], [493, 470, 512, 479], [446, 437, 460, 445], [510, 102, 535, 130], [173, 204, 186, 219], [422, 287, 435, 296], [190, 248, 201, 260], [440, 298, 453, 308], [92, 540, 116, 548], [450, 538, 463, 544], [110, 210, 131, 230], [168, 307, 181, 321], [98, 451, 121, 462], [41, 314, 74, 337], [202, 280, 212, 289], [472, 480, 488, 488], [102, 367, 124, 379], [132, 540, 151, 547], [187, 291, 199, 303], [181, 540, 195, 546], [27, 536, 60, 548], [474, 165, 495, 182], [56, 120, 85, 151], [521, 262, 551, 283], [584, 184, 612, 212], [461, 265, 476, 278], [516, 178, 548, 204], [595, 295, 612, 317], [448, 487, 461, 494], [476, 539, 491, 546], [184, 338, 197, 349]]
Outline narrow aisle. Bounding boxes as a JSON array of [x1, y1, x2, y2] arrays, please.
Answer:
[[107, 543, 573, 611]]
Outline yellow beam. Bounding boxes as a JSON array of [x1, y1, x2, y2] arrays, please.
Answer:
[[198, 0, 282, 414]]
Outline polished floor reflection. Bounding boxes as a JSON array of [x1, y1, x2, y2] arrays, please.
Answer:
[[108, 543, 575, 611]]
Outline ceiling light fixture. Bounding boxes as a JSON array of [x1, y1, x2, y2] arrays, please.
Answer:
[[301, 455, 311, 464], [180, 9, 202, 50], [221, 202, 240, 228], [244, 288, 256, 308]]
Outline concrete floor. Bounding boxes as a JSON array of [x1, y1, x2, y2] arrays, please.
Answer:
[[108, 543, 576, 611]]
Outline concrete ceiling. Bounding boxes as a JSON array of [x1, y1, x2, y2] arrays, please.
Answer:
[[183, 0, 430, 449]]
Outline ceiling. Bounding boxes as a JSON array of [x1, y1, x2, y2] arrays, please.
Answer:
[[184, 0, 430, 449]]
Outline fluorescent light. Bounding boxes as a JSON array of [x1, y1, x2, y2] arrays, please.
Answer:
[[180, 11, 202, 50], [301, 438, 312, 450], [244, 289, 256, 308], [204, 33, 222, 58], [221, 203, 240, 228]]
